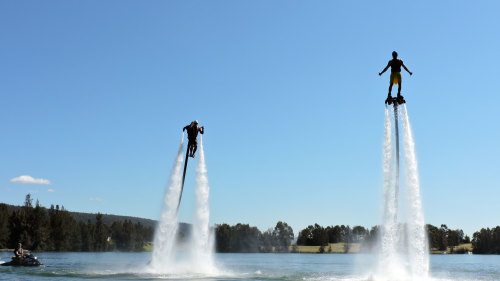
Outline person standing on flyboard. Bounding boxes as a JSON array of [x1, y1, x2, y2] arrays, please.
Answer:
[[379, 51, 413, 104]]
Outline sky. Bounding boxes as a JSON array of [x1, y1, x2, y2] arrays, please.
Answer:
[[1, 0, 499, 237]]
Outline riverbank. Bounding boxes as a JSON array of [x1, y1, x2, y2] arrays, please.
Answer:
[[290, 243, 361, 253], [2, 243, 474, 254], [290, 243, 473, 254]]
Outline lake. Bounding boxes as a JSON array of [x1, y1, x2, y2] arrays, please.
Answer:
[[1, 252, 499, 281]]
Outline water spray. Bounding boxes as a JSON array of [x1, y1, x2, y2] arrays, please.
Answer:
[[393, 102, 400, 217], [377, 99, 429, 280]]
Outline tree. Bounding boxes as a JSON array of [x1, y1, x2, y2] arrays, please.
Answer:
[[49, 204, 79, 251], [230, 223, 261, 252], [214, 223, 262, 253], [94, 213, 108, 251], [472, 227, 500, 254], [272, 221, 294, 252], [352, 226, 368, 242], [326, 225, 342, 243], [426, 224, 447, 251], [0, 204, 10, 248], [215, 224, 231, 252], [24, 194, 33, 208], [297, 224, 328, 246], [297, 225, 314, 246], [260, 229, 273, 252], [312, 224, 328, 246], [9, 205, 31, 249], [30, 200, 50, 251], [80, 220, 95, 251], [464, 235, 471, 244]]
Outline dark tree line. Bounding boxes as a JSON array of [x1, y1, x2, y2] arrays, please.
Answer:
[[295, 223, 472, 252], [296, 224, 377, 246], [215, 221, 294, 253], [5, 194, 500, 254], [0, 194, 153, 252], [426, 224, 470, 251], [472, 227, 500, 254]]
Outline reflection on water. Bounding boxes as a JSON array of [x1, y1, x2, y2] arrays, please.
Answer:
[[1, 252, 499, 281]]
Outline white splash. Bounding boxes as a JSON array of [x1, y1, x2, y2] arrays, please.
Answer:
[[149, 133, 185, 272], [402, 105, 429, 278], [378, 107, 404, 279], [148, 133, 217, 276], [190, 135, 216, 273], [375, 105, 429, 280]]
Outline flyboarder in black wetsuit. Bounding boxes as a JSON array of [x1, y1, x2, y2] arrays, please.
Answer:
[[183, 120, 204, 158], [379, 51, 413, 104]]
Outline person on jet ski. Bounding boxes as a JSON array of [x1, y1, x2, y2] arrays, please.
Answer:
[[183, 120, 204, 158], [379, 51, 413, 104], [13, 243, 24, 261]]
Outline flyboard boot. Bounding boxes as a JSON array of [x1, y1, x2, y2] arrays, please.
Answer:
[[396, 93, 406, 104], [385, 94, 393, 105]]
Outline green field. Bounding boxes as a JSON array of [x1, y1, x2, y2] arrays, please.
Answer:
[[290, 243, 361, 254], [290, 242, 473, 254], [430, 243, 472, 254]]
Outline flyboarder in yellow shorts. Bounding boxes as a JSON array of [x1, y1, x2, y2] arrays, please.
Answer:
[[379, 51, 412, 104]]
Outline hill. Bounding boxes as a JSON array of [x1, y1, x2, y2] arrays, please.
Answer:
[[3, 203, 191, 233]]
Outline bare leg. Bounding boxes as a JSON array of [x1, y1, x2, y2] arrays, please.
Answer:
[[388, 83, 393, 95], [397, 83, 401, 96], [192, 144, 198, 158]]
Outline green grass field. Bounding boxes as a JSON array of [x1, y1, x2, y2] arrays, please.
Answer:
[[289, 243, 361, 253], [143, 243, 153, 252], [291, 242, 472, 254], [430, 243, 472, 254]]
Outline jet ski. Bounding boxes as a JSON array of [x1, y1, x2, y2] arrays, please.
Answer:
[[0, 254, 42, 266]]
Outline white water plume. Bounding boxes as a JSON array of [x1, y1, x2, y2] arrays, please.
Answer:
[[375, 105, 429, 280], [190, 135, 216, 273], [378, 107, 403, 279], [149, 133, 185, 272], [148, 133, 217, 276], [401, 105, 429, 278]]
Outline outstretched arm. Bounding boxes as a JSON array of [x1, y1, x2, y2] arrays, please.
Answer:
[[183, 125, 188, 132], [402, 62, 412, 75], [379, 62, 390, 76]]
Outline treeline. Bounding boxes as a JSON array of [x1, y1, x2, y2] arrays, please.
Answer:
[[427, 224, 470, 252], [3, 195, 500, 254], [0, 194, 153, 252], [215, 221, 294, 252], [294, 223, 470, 252], [297, 224, 378, 246], [210, 221, 500, 254], [472, 227, 500, 254]]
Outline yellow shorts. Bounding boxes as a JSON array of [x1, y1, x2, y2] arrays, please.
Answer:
[[390, 72, 402, 85]]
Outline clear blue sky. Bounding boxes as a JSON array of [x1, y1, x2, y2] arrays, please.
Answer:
[[1, 0, 499, 237]]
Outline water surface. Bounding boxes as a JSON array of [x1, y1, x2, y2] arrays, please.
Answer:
[[1, 252, 498, 281]]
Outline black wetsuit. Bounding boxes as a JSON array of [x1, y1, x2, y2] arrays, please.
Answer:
[[183, 125, 204, 146], [389, 58, 403, 73]]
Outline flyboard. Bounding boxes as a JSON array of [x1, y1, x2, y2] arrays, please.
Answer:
[[386, 95, 405, 217]]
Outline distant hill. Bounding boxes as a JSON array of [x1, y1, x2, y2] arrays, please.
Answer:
[[3, 203, 191, 234]]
